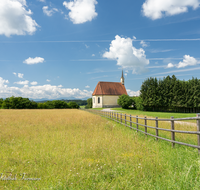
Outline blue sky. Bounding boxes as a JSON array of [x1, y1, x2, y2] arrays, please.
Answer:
[[1, 0, 200, 100]]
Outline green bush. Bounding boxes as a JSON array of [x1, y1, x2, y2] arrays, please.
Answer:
[[68, 102, 80, 109], [117, 94, 132, 109], [0, 98, 3, 108], [86, 98, 92, 108]]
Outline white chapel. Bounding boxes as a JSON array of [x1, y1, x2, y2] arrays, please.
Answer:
[[92, 71, 128, 108]]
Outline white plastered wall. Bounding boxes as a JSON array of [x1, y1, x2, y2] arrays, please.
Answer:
[[92, 95, 120, 108], [92, 95, 103, 108]]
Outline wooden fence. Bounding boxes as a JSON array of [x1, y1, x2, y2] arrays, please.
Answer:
[[85, 109, 200, 153]]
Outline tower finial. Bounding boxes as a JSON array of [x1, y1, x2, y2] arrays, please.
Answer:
[[120, 69, 124, 85]]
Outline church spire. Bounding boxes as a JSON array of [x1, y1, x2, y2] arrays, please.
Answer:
[[120, 69, 124, 85]]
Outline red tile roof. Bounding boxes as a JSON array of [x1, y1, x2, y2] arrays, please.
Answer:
[[92, 82, 128, 96]]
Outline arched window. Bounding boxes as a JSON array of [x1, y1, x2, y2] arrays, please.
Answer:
[[98, 97, 100, 104]]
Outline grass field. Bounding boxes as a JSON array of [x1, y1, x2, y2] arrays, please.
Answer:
[[0, 109, 200, 189], [112, 108, 197, 119]]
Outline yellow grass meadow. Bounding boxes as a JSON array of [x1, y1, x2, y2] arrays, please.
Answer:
[[0, 109, 200, 189]]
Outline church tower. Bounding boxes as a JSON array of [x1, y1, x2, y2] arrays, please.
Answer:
[[120, 70, 124, 85]]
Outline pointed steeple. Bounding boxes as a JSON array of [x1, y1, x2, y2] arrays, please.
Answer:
[[120, 69, 124, 85]]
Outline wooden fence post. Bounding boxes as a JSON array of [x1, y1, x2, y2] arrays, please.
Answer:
[[117, 113, 118, 122], [136, 115, 138, 132], [130, 115, 132, 128], [197, 114, 200, 154], [121, 113, 122, 124], [155, 117, 158, 141], [144, 116, 147, 135], [125, 114, 126, 125], [171, 116, 175, 147], [112, 112, 113, 120]]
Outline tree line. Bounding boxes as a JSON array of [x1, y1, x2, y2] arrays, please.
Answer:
[[140, 75, 200, 113], [0, 97, 79, 109], [37, 99, 87, 106]]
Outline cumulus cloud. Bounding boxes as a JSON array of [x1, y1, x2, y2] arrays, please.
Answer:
[[31, 81, 38, 85], [0, 0, 39, 37], [85, 85, 90, 88], [46, 79, 51, 82], [166, 55, 200, 69], [103, 35, 149, 74], [167, 63, 175, 68], [23, 57, 45, 65], [0, 77, 93, 99], [126, 89, 140, 97], [142, 0, 200, 20], [14, 80, 29, 85], [13, 72, 17, 76], [18, 73, 24, 78], [177, 55, 199, 68], [42, 6, 58, 16], [0, 77, 9, 87], [92, 54, 95, 56], [63, 0, 98, 24]]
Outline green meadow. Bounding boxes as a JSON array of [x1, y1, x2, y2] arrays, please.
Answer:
[[112, 108, 197, 119], [0, 109, 200, 189]]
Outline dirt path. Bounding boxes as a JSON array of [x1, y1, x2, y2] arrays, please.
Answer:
[[101, 108, 123, 112]]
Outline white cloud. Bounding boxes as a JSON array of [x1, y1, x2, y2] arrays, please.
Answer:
[[0, 0, 39, 37], [0, 77, 93, 99], [14, 80, 29, 85], [165, 55, 200, 69], [39, 0, 45, 2], [167, 63, 174, 68], [177, 55, 199, 68], [140, 40, 148, 47], [23, 57, 45, 65], [0, 77, 9, 87], [42, 6, 58, 16], [127, 89, 140, 97], [18, 73, 24, 78], [13, 72, 24, 78], [103, 35, 149, 74], [92, 54, 95, 56], [31, 81, 38, 85], [63, 0, 98, 24], [85, 85, 90, 88], [124, 73, 127, 76], [142, 0, 200, 20], [46, 79, 51, 82]]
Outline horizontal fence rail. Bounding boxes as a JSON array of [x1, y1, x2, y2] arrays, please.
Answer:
[[85, 109, 200, 153]]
